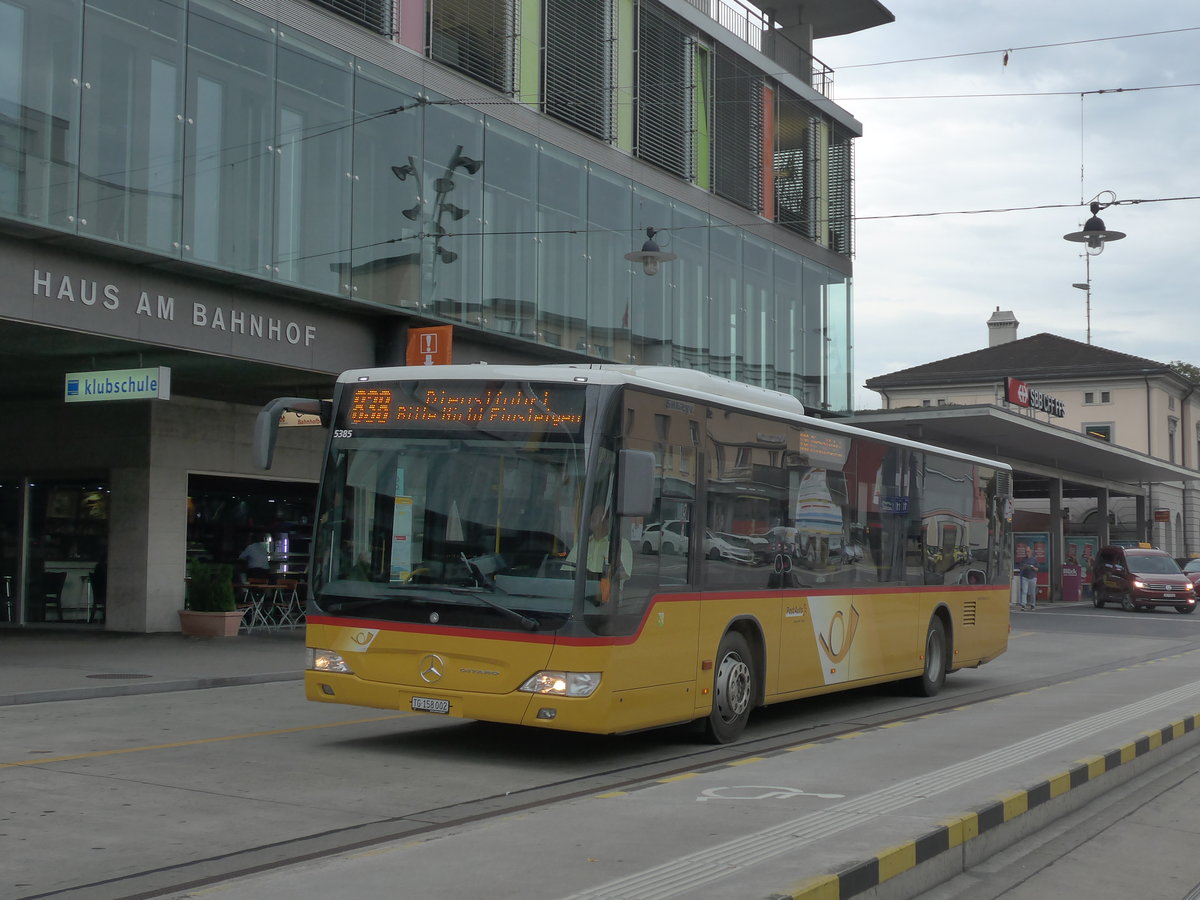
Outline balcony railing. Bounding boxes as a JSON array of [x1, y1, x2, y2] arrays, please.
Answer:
[[681, 0, 834, 97]]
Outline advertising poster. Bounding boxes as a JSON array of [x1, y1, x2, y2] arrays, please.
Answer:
[[1014, 532, 1049, 572], [1065, 536, 1099, 573]]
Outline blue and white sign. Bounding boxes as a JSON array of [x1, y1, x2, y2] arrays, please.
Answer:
[[64, 366, 171, 403]]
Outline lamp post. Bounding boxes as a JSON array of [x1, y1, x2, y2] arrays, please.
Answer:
[[392, 146, 483, 299], [624, 227, 676, 276], [1064, 192, 1125, 345], [1071, 278, 1091, 345]]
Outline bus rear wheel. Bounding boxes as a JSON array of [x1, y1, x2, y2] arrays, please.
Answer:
[[909, 616, 947, 697], [704, 632, 755, 744]]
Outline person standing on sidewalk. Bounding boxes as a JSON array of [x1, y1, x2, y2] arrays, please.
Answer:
[[1018, 550, 1039, 610]]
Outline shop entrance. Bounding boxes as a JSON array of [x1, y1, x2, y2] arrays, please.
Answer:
[[187, 475, 317, 582], [0, 477, 109, 626]]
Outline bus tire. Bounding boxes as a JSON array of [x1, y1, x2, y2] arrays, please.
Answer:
[[910, 616, 947, 697], [704, 631, 755, 744]]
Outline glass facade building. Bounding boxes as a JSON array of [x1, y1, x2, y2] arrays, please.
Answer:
[[0, 0, 886, 631], [0, 0, 861, 411]]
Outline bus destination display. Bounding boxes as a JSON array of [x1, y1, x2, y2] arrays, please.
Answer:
[[342, 382, 585, 433]]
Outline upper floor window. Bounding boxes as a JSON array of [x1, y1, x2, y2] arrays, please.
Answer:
[[1084, 423, 1112, 442], [1083, 390, 1111, 404], [544, 0, 614, 140], [634, 1, 694, 179], [428, 0, 517, 95], [310, 0, 393, 34]]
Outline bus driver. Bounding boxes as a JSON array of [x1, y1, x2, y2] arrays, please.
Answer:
[[562, 504, 633, 605]]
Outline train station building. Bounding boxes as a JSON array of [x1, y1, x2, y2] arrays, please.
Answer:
[[855, 311, 1199, 601]]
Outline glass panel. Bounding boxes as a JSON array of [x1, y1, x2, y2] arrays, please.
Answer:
[[586, 164, 631, 359], [349, 60, 423, 308], [629, 185, 672, 365], [0, 0, 81, 228], [826, 274, 851, 412], [772, 250, 803, 400], [625, 389, 695, 595], [707, 220, 739, 379], [24, 478, 109, 626], [916, 460, 993, 588], [481, 119, 535, 337], [311, 381, 590, 630], [78, 0, 184, 253], [785, 422, 852, 587], [742, 234, 772, 387], [535, 142, 586, 351], [183, 0, 274, 275], [0, 480, 19, 623], [670, 204, 707, 369], [801, 258, 825, 409], [421, 97, 484, 324], [273, 30, 352, 294], [186, 474, 316, 579]]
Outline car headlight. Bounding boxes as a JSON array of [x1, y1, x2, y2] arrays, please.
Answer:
[[307, 648, 354, 675], [519, 671, 601, 697], [1132, 579, 1147, 589]]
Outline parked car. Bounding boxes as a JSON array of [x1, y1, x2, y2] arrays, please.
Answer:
[[704, 531, 756, 564], [640, 520, 688, 554], [1092, 545, 1197, 613]]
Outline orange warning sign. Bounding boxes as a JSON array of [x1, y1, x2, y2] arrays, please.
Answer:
[[406, 326, 453, 366]]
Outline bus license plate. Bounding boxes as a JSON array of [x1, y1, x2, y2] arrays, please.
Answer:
[[411, 696, 450, 714]]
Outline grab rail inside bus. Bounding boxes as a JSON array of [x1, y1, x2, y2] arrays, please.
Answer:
[[254, 397, 329, 470]]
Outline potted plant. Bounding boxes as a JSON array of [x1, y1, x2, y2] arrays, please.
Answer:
[[179, 561, 242, 637]]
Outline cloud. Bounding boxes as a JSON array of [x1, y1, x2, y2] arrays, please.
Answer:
[[819, 2, 1200, 408]]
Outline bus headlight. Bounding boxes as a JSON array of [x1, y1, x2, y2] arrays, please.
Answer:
[[519, 671, 601, 697], [307, 648, 354, 675]]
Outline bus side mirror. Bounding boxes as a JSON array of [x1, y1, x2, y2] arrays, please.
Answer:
[[617, 449, 656, 518], [253, 397, 328, 470]]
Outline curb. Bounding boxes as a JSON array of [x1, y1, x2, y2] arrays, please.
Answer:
[[0, 671, 303, 707], [770, 712, 1200, 900]]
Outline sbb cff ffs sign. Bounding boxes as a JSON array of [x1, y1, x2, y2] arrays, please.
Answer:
[[1006, 376, 1065, 418]]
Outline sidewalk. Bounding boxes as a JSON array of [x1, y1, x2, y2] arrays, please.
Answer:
[[2, 597, 1089, 707], [0, 629, 305, 706]]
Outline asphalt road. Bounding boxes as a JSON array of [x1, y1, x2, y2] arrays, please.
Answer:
[[5, 603, 1200, 900]]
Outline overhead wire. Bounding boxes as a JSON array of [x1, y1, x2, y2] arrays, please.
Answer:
[[835, 25, 1200, 69]]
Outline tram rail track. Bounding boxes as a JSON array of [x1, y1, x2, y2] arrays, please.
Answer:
[[19, 632, 1199, 900]]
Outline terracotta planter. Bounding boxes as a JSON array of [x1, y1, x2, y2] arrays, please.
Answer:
[[178, 609, 242, 637]]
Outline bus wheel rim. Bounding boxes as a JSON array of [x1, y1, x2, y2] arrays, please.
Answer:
[[926, 629, 942, 676], [716, 653, 751, 720]]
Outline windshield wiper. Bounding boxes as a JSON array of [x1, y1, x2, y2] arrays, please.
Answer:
[[459, 553, 538, 631]]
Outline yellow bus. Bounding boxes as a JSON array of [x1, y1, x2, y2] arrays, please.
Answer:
[[256, 365, 1012, 743]]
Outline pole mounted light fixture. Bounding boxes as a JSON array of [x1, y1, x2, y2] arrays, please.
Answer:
[[1063, 192, 1126, 256], [624, 227, 677, 276]]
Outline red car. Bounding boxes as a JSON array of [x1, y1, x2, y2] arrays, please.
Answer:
[[1184, 558, 1200, 588], [1092, 545, 1197, 613]]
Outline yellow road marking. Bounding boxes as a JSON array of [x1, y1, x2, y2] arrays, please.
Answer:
[[1, 713, 412, 767]]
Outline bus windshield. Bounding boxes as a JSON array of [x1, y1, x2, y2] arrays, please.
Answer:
[[309, 380, 594, 630]]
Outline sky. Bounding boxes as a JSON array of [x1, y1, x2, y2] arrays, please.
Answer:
[[815, 1, 1200, 409]]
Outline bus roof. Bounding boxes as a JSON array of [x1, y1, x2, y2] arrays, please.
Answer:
[[338, 363, 1012, 474]]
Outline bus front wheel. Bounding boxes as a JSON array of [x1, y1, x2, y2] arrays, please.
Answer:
[[910, 616, 947, 697], [704, 632, 755, 744]]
